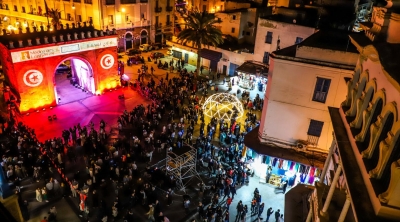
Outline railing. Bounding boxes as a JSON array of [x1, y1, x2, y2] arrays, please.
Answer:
[[166, 21, 172, 26], [105, 0, 115, 4], [166, 6, 173, 11], [121, 0, 136, 4], [84, 0, 92, 4], [140, 0, 148, 2], [155, 7, 162, 13], [73, 0, 81, 3], [110, 20, 150, 29]]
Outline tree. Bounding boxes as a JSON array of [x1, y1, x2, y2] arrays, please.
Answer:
[[177, 10, 224, 76], [47, 8, 62, 28]]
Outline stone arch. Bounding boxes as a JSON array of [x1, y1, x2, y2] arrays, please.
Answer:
[[346, 70, 369, 117], [369, 120, 400, 194], [125, 31, 133, 50], [140, 29, 148, 44], [342, 65, 363, 107], [362, 102, 398, 162], [356, 89, 386, 143], [350, 78, 377, 129]]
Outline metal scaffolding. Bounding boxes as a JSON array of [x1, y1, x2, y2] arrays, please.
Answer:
[[166, 144, 202, 191]]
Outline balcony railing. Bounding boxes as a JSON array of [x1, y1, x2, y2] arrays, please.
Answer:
[[111, 20, 150, 29], [73, 0, 81, 3], [105, 0, 115, 5], [166, 21, 172, 26], [140, 0, 148, 2], [166, 6, 173, 11], [155, 7, 162, 13], [84, 0, 92, 4], [121, 0, 136, 4]]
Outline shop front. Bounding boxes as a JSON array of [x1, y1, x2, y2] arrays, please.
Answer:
[[236, 61, 268, 91], [166, 41, 198, 66], [243, 126, 326, 188]]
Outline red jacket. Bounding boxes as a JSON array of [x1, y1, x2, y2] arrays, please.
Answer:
[[227, 197, 232, 205]]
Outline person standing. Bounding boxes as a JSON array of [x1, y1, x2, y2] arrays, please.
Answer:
[[36, 188, 42, 202], [226, 196, 232, 210], [146, 205, 155, 222], [274, 209, 281, 222], [258, 203, 265, 219], [266, 207, 274, 222]]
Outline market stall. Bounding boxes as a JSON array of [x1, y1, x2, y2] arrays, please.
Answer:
[[235, 61, 268, 91]]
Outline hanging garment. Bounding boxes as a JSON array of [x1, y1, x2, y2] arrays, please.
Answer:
[[309, 167, 316, 177], [282, 160, 289, 171], [295, 163, 300, 172], [272, 158, 278, 167], [262, 155, 267, 163], [290, 161, 295, 171], [300, 173, 306, 183], [265, 156, 271, 165], [315, 168, 321, 177], [308, 175, 315, 184], [288, 175, 296, 186], [278, 159, 284, 169]]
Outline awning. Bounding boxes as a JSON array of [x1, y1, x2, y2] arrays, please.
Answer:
[[198, 48, 222, 61], [243, 126, 326, 169], [236, 61, 269, 76]]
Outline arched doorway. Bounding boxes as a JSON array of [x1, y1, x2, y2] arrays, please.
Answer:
[[54, 57, 95, 105], [125, 32, 133, 50], [140, 30, 148, 44]]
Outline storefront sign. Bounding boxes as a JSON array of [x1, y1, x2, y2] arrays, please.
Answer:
[[11, 38, 118, 63]]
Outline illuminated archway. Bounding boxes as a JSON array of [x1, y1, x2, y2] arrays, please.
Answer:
[[53, 57, 95, 104], [202, 93, 244, 121]]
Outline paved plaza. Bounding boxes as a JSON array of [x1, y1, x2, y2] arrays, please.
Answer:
[[6, 48, 285, 222]]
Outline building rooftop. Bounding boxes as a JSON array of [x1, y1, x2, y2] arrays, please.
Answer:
[[0, 22, 115, 49], [299, 30, 358, 53], [260, 7, 319, 28], [271, 30, 358, 70]]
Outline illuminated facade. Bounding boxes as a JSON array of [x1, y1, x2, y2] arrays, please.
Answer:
[[149, 0, 175, 44], [307, 4, 400, 222], [0, 23, 119, 113]]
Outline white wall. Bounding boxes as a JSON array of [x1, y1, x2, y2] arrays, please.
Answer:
[[259, 57, 353, 151], [253, 18, 316, 62]]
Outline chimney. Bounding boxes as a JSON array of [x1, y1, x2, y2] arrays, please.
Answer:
[[87, 31, 92, 38], [80, 32, 85, 39], [26, 27, 31, 33], [59, 24, 64, 30], [18, 40, 23, 47], [36, 38, 41, 45], [60, 35, 64, 41], [74, 32, 79, 40], [27, 39, 32, 46], [9, 41, 14, 49], [18, 27, 23, 34], [52, 36, 57, 43], [83, 22, 87, 27], [44, 36, 49, 44], [53, 24, 57, 31], [67, 33, 71, 41], [93, 30, 98, 37], [39, 25, 44, 32]]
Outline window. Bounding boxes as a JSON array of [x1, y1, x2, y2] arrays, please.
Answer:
[[22, 6, 26, 13], [203, 5, 206, 12], [312, 77, 331, 103], [242, 31, 245, 35], [265, 31, 273, 44], [14, 5, 18, 11], [232, 15, 236, 20], [307, 119, 324, 145], [125, 15, 129, 22], [246, 31, 250, 35], [88, 17, 93, 23], [5, 4, 9, 10], [308, 120, 324, 137], [77, 15, 82, 22], [166, 14, 170, 25], [295, 37, 303, 44], [108, 15, 114, 24], [231, 27, 235, 33], [263, 52, 269, 64], [67, 13, 72, 21]]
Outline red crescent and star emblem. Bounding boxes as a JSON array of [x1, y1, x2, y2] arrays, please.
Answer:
[[100, 54, 115, 70], [23, 70, 44, 87]]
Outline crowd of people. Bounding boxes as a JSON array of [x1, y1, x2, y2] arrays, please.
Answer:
[[0, 56, 284, 222]]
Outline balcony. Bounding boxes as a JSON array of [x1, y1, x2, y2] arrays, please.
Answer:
[[121, 0, 136, 3], [105, 0, 115, 5], [155, 23, 162, 30], [155, 7, 162, 13], [73, 0, 81, 3], [84, 0, 92, 4], [166, 21, 172, 26], [140, 0, 148, 2], [166, 6, 173, 12]]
